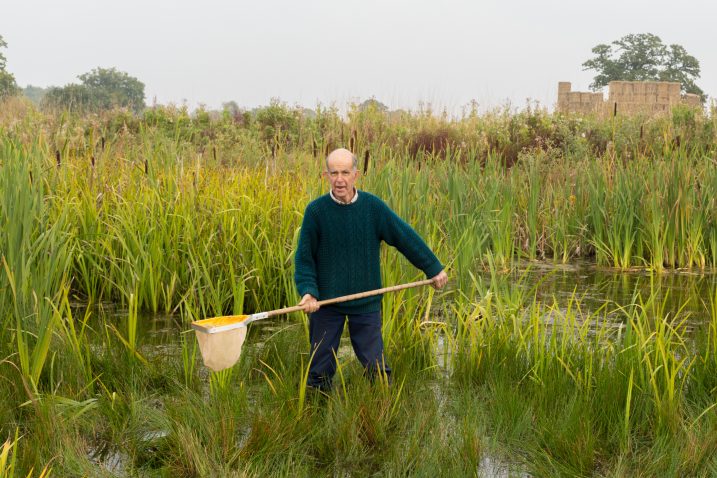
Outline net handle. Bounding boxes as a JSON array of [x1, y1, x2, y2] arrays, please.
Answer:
[[266, 278, 435, 318]]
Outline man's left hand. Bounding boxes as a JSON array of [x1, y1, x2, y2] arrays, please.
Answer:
[[431, 270, 448, 289]]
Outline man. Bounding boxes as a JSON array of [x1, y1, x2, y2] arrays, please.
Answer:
[[294, 148, 448, 391]]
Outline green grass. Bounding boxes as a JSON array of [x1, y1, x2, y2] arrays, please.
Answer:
[[1, 100, 717, 475]]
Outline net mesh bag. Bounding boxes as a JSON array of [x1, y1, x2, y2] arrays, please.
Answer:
[[195, 325, 248, 372]]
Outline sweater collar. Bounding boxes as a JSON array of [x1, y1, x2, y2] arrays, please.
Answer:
[[329, 188, 359, 205]]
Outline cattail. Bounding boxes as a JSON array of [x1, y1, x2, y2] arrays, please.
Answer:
[[101, 136, 106, 150], [363, 149, 370, 175], [350, 129, 356, 151], [613, 102, 617, 117], [56, 150, 61, 167], [144, 159, 149, 175], [312, 137, 318, 158], [91, 155, 95, 168], [271, 142, 277, 159]]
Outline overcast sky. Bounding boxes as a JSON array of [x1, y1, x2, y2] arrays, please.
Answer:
[[2, 0, 715, 114]]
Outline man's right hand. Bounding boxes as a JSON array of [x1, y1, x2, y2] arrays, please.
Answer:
[[299, 294, 319, 313], [431, 270, 448, 289]]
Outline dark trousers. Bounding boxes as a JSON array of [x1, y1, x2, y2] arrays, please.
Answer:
[[307, 306, 391, 390]]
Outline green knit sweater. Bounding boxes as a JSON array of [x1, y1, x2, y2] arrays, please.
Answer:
[[294, 191, 443, 314]]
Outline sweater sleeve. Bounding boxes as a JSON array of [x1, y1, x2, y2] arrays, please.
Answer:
[[294, 205, 320, 299], [376, 199, 444, 279]]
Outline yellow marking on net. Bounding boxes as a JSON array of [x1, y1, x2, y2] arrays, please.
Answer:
[[192, 315, 249, 331]]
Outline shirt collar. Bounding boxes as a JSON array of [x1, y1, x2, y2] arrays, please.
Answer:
[[329, 188, 359, 205]]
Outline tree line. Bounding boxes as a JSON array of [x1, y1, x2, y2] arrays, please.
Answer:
[[0, 32, 708, 112], [1, 34, 145, 113]]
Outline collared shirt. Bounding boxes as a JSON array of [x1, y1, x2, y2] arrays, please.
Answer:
[[329, 187, 359, 205]]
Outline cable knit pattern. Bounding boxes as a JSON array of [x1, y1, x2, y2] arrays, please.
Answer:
[[295, 191, 443, 314]]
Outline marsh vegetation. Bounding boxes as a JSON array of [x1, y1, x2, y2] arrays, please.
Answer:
[[1, 98, 717, 476]]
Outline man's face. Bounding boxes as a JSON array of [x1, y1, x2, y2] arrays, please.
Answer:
[[324, 154, 359, 203]]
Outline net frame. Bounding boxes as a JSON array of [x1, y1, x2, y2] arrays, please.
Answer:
[[195, 326, 248, 372]]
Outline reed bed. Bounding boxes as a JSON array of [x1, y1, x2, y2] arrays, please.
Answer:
[[1, 100, 716, 475]]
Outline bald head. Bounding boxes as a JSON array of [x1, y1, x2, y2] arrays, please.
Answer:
[[324, 148, 359, 203], [325, 148, 358, 171]]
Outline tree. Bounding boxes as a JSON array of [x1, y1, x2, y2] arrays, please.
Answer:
[[222, 100, 242, 117], [0, 34, 20, 98], [23, 85, 50, 105], [78, 67, 145, 112], [582, 33, 704, 100], [43, 84, 96, 112], [358, 98, 388, 113], [44, 67, 145, 113]]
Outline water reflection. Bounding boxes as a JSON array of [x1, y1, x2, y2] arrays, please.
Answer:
[[501, 261, 716, 325], [80, 263, 716, 346]]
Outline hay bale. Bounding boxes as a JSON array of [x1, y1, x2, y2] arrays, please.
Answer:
[[608, 82, 621, 98], [558, 82, 572, 94], [683, 94, 702, 107]]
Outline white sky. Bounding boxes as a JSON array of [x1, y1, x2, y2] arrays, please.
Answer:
[[2, 0, 715, 114]]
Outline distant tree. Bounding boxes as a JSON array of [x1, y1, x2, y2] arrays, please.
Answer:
[[23, 84, 50, 105], [300, 108, 316, 119], [0, 34, 20, 98], [583, 33, 704, 100], [79, 67, 145, 112], [44, 67, 145, 113], [222, 100, 241, 116], [254, 98, 300, 140], [43, 84, 96, 112], [358, 98, 388, 112], [220, 100, 249, 124]]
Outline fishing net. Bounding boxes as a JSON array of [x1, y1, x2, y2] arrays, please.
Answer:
[[194, 322, 248, 372]]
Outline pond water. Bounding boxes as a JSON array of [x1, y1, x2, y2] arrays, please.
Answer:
[[508, 261, 716, 325], [86, 263, 716, 476], [101, 262, 717, 351]]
